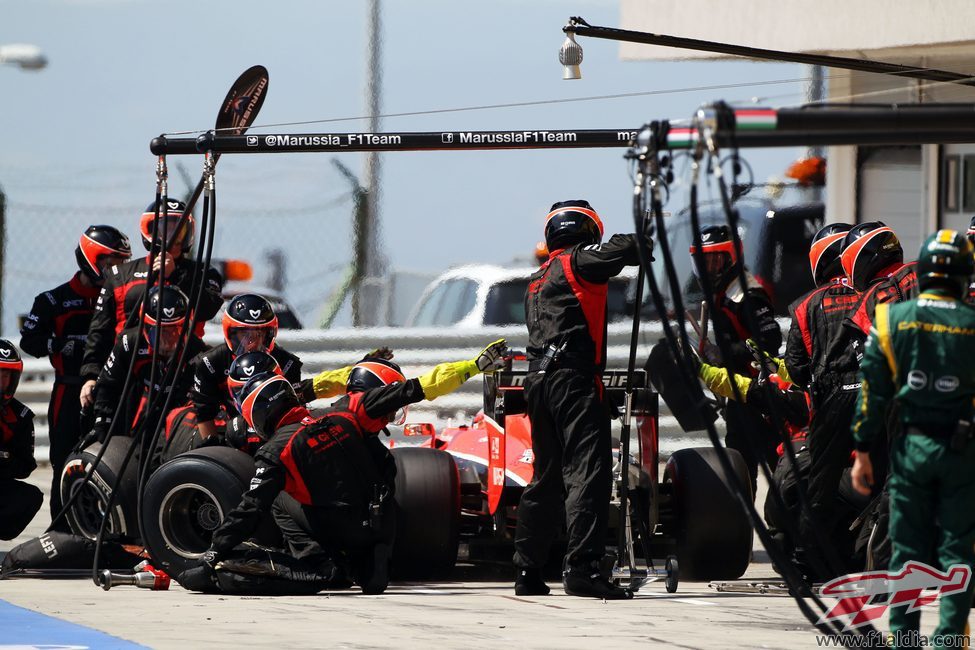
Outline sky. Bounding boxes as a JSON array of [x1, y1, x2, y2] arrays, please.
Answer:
[[0, 0, 809, 334]]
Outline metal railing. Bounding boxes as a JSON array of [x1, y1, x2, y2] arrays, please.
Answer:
[[22, 318, 764, 462]]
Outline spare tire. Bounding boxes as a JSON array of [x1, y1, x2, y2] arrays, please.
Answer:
[[141, 447, 256, 576], [60, 437, 140, 543], [664, 447, 752, 580], [391, 447, 460, 580]]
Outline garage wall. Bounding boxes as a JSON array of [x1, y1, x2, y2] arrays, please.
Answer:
[[859, 147, 923, 261]]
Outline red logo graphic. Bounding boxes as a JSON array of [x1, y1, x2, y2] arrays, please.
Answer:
[[819, 561, 971, 630]]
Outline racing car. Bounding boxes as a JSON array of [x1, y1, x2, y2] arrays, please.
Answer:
[[390, 358, 754, 583], [58, 357, 752, 585]]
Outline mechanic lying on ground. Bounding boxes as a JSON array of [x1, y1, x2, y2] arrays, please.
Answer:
[[190, 340, 509, 595], [0, 339, 43, 541]]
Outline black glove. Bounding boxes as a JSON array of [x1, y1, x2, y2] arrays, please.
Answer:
[[54, 338, 83, 359], [197, 433, 225, 448], [298, 378, 317, 404], [644, 235, 655, 261], [224, 415, 250, 449], [700, 341, 723, 366], [475, 339, 509, 373], [745, 374, 768, 407], [685, 345, 703, 373], [76, 420, 109, 451], [364, 347, 394, 361], [75, 431, 97, 452]]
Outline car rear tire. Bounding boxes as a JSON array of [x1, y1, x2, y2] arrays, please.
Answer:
[[391, 447, 460, 580], [60, 437, 140, 542], [664, 447, 752, 580], [141, 447, 256, 576]]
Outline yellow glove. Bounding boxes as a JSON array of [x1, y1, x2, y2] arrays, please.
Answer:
[[774, 357, 791, 383], [418, 360, 479, 401], [417, 339, 509, 401], [310, 365, 354, 399], [698, 362, 752, 403]]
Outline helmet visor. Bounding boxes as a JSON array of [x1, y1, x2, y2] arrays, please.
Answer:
[[228, 378, 246, 407], [227, 327, 275, 356], [96, 253, 130, 276], [0, 368, 20, 401], [692, 251, 733, 279], [148, 325, 182, 357], [148, 215, 191, 252], [391, 405, 409, 427]]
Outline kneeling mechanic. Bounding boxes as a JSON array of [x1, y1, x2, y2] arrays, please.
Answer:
[[201, 340, 509, 594]]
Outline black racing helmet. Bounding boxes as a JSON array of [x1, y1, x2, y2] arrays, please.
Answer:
[[222, 294, 279, 356], [347, 357, 408, 426], [140, 199, 194, 254], [688, 224, 742, 292], [0, 339, 23, 405], [227, 351, 282, 406], [347, 357, 405, 393], [75, 225, 132, 282], [840, 221, 903, 292], [916, 229, 975, 297], [808, 223, 852, 287], [543, 200, 604, 251], [142, 285, 189, 357], [236, 371, 301, 441]]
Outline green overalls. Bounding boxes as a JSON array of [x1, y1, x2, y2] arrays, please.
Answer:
[[853, 289, 975, 646]]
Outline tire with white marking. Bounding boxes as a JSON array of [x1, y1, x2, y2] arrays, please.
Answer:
[[141, 447, 256, 575], [60, 437, 139, 543]]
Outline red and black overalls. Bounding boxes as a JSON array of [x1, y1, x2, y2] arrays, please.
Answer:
[[157, 344, 304, 463], [19, 272, 99, 525], [80, 256, 223, 382], [838, 261, 918, 500], [0, 398, 42, 540], [91, 327, 207, 454], [784, 276, 860, 573], [709, 276, 782, 495], [514, 234, 640, 572], [210, 386, 413, 574]]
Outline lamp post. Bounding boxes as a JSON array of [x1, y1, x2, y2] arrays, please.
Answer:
[[0, 42, 47, 331], [0, 44, 47, 71]]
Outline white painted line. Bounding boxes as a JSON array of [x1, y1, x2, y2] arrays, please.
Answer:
[[640, 594, 717, 606]]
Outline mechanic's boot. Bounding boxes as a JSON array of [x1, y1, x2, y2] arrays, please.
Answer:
[[563, 567, 633, 600], [315, 557, 354, 590], [514, 568, 550, 596], [359, 542, 391, 595]]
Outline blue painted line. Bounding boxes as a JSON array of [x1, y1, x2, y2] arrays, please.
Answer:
[[0, 598, 146, 649]]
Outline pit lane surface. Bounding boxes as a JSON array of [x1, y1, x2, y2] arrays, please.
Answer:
[[0, 467, 961, 649]]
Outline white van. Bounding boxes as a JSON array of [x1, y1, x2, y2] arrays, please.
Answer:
[[405, 264, 635, 329]]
